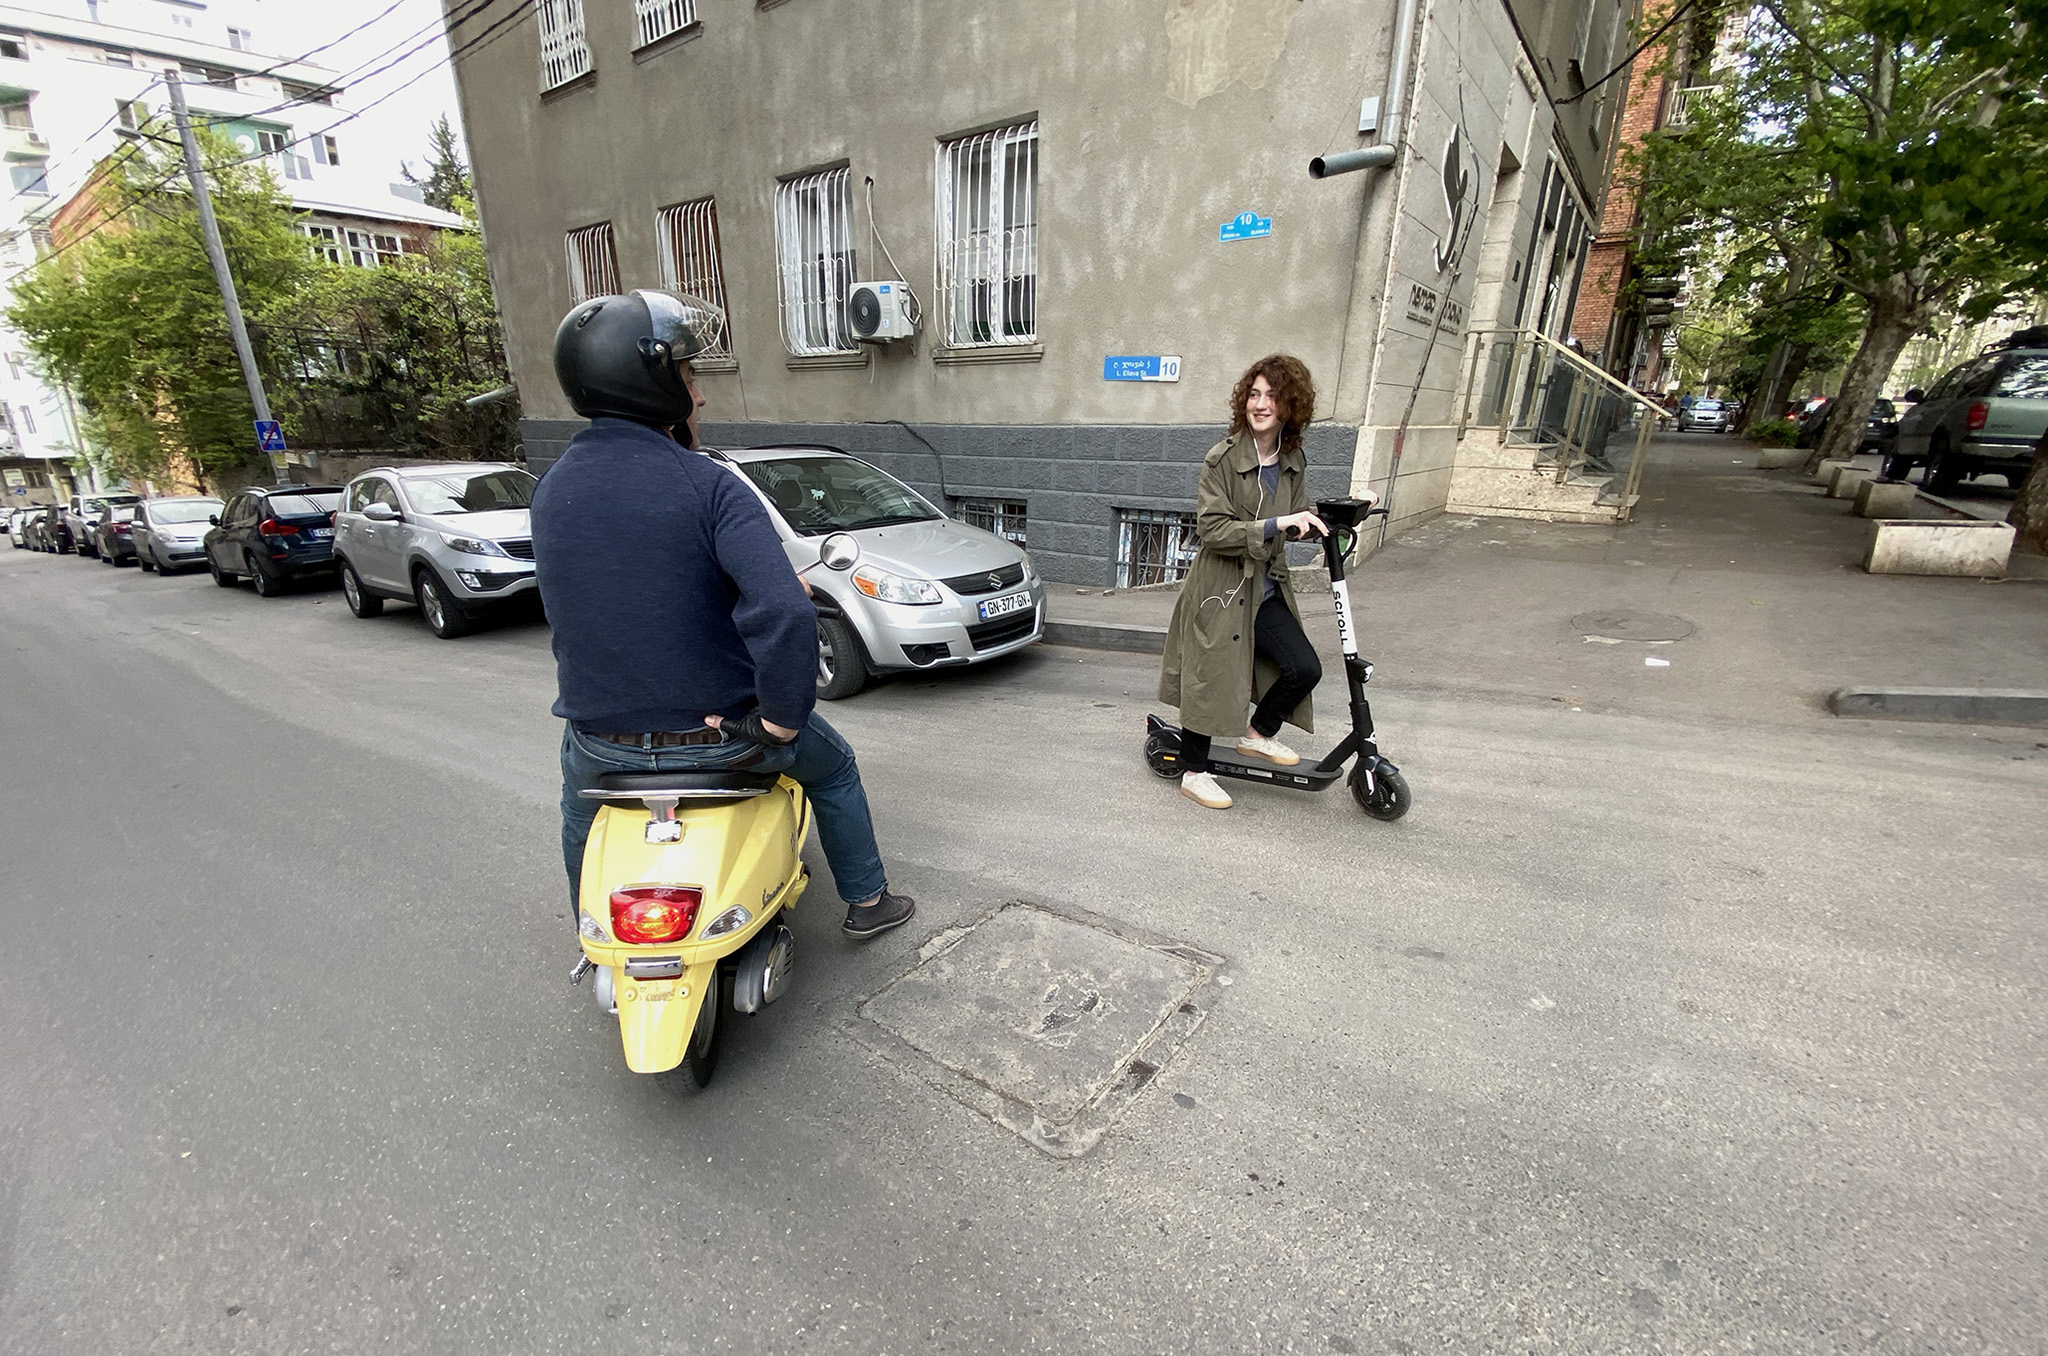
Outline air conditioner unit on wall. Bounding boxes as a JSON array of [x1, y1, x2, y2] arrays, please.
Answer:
[[848, 280, 919, 342]]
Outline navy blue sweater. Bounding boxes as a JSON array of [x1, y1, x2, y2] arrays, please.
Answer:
[[531, 418, 819, 733]]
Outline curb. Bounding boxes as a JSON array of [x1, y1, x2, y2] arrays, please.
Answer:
[[1042, 620, 1167, 654], [1829, 687, 2048, 726]]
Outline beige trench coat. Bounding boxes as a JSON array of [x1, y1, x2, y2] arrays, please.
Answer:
[[1156, 431, 1315, 738]]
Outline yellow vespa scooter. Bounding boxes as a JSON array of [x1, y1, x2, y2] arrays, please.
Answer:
[[568, 533, 860, 1087]]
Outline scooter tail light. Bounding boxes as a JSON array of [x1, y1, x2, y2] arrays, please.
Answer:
[[1965, 402, 1988, 431], [609, 886, 702, 944]]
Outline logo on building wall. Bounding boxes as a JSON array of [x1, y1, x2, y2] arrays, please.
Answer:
[[1434, 122, 1475, 274]]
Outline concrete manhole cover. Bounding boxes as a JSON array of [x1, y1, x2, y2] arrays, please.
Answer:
[[1570, 609, 1696, 642], [853, 902, 1218, 1158]]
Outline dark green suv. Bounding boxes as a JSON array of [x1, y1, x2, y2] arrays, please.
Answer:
[[1888, 330, 2048, 490]]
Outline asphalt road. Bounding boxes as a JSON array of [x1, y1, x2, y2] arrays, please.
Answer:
[[1, 540, 2042, 1354]]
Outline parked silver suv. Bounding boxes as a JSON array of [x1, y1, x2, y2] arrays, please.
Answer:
[[715, 445, 1043, 698], [333, 462, 537, 638], [1889, 330, 2048, 490]]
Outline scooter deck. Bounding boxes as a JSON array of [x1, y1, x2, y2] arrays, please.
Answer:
[[1205, 749, 1344, 791]]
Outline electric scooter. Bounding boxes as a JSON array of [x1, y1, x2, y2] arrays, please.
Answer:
[[566, 533, 862, 1086], [1145, 497, 1411, 820]]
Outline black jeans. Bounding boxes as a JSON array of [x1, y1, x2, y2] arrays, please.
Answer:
[[1182, 593, 1322, 773]]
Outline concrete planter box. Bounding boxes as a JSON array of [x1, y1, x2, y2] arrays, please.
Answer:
[[1854, 479, 1917, 518], [1863, 519, 2015, 576], [1811, 458, 1853, 485], [1755, 446, 1803, 470], [1828, 464, 1875, 498]]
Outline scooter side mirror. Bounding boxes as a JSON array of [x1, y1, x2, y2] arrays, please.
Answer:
[[817, 532, 859, 572]]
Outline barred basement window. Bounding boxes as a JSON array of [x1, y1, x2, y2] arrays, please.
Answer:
[[773, 167, 857, 356], [655, 197, 733, 361], [1116, 508, 1199, 588], [537, 0, 593, 92], [565, 222, 619, 303], [634, 0, 698, 48], [957, 499, 1027, 548], [935, 120, 1038, 347]]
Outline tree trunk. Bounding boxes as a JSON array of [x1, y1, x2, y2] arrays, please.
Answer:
[[1746, 340, 1812, 436], [2009, 432, 2048, 554], [1802, 303, 1920, 474]]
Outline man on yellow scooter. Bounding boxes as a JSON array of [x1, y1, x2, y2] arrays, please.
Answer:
[[533, 289, 916, 940]]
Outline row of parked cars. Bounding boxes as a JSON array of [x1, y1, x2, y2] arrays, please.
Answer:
[[6, 447, 1044, 698], [1677, 329, 2048, 492]]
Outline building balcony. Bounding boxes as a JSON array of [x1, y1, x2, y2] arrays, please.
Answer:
[[2, 126, 49, 161], [1665, 86, 1721, 130]]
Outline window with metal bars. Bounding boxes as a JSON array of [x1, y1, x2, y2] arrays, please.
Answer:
[[773, 167, 858, 356], [537, 0, 593, 92], [634, 0, 698, 48], [935, 121, 1038, 347], [565, 222, 619, 302], [655, 197, 733, 361], [956, 499, 1028, 548], [1115, 509, 1199, 588]]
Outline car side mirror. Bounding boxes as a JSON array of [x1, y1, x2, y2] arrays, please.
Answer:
[[1903, 388, 1925, 403], [207, 514, 220, 526], [818, 532, 859, 571], [362, 502, 400, 523]]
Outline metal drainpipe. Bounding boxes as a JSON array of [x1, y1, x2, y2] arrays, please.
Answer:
[[1309, 0, 1421, 178]]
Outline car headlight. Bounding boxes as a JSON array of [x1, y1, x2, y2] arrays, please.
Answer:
[[851, 564, 942, 605], [1020, 551, 1038, 582], [443, 535, 509, 557]]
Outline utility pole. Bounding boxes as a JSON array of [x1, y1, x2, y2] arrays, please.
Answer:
[[164, 71, 283, 484]]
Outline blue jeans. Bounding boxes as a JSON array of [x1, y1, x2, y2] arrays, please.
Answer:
[[559, 713, 888, 911]]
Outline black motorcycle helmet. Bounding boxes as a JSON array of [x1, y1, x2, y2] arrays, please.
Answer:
[[552, 288, 727, 427]]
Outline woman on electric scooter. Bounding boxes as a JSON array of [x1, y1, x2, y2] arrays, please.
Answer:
[[1157, 355, 1328, 810]]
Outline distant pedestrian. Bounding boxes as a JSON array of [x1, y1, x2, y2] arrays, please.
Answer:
[[1157, 354, 1331, 811]]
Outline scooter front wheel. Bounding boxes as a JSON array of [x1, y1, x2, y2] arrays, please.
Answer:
[[1349, 763, 1411, 822]]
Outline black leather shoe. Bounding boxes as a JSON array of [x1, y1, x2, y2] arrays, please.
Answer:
[[842, 891, 915, 939]]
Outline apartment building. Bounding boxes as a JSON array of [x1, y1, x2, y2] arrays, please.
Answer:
[[454, 0, 1637, 582]]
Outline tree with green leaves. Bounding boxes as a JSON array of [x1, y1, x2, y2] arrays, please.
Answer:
[[402, 115, 472, 213], [8, 123, 312, 488], [1642, 0, 2048, 466], [257, 200, 516, 461]]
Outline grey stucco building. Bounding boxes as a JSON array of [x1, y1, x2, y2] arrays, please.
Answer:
[[447, 0, 1637, 583]]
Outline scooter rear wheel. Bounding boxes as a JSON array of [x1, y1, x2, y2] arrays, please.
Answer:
[[1349, 763, 1411, 822], [676, 966, 735, 1089]]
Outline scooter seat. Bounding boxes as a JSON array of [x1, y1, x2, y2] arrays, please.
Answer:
[[582, 769, 782, 805]]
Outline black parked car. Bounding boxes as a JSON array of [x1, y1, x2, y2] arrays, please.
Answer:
[[92, 504, 141, 565], [27, 507, 71, 553], [203, 485, 345, 596]]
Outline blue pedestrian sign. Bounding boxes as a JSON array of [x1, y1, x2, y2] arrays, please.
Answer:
[[1219, 211, 1272, 243], [1103, 355, 1182, 383], [254, 420, 287, 453]]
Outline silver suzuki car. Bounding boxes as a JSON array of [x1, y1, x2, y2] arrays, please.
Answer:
[[716, 445, 1044, 698], [333, 462, 537, 639]]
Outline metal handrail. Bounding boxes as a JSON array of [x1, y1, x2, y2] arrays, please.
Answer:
[[1454, 327, 1670, 521]]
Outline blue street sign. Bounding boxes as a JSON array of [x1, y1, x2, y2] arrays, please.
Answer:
[[1103, 355, 1182, 383], [254, 420, 287, 453], [1219, 211, 1272, 243]]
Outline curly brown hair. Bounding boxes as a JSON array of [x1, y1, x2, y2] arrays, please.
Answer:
[[1227, 354, 1317, 456]]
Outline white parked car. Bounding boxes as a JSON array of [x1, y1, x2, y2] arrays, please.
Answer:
[[332, 462, 538, 639], [714, 445, 1044, 698]]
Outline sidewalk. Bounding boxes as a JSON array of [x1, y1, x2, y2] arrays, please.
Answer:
[[1044, 434, 2048, 728]]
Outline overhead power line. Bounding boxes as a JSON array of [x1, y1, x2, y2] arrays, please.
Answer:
[[1556, 0, 1701, 105]]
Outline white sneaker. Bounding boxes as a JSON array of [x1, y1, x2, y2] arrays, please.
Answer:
[[1237, 733, 1300, 766], [1180, 771, 1233, 809]]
